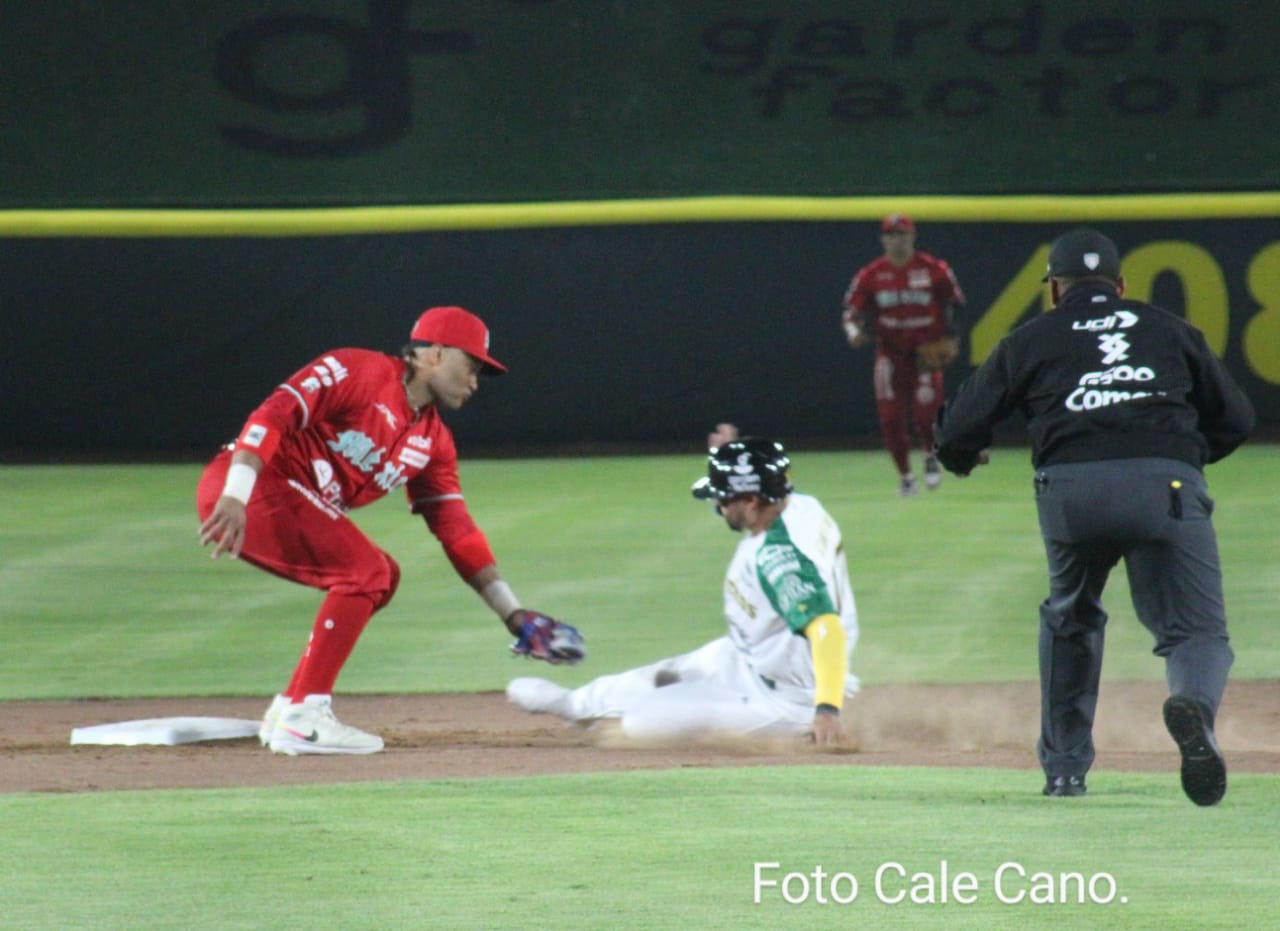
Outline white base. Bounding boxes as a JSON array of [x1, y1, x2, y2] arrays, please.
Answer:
[[70, 716, 261, 746]]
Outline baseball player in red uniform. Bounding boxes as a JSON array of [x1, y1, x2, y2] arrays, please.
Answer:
[[841, 214, 966, 496], [196, 306, 582, 755]]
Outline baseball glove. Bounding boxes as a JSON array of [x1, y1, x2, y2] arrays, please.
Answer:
[[916, 335, 960, 371], [510, 611, 586, 665]]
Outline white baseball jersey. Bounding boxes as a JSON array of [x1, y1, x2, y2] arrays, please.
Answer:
[[519, 492, 860, 741], [721, 492, 859, 702]]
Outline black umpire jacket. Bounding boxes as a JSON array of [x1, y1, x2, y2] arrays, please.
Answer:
[[934, 282, 1256, 474]]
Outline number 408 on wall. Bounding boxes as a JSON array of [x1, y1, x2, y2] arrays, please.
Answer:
[[971, 239, 1280, 385]]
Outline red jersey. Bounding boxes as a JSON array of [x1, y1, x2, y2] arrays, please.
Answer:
[[842, 252, 965, 356], [232, 348, 461, 514]]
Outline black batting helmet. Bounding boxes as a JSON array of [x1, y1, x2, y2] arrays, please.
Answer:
[[691, 438, 793, 504]]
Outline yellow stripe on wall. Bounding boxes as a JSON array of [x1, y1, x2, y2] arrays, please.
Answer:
[[3, 193, 1280, 238]]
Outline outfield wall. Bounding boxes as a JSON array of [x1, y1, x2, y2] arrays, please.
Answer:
[[3, 2, 1278, 454], [5, 1, 1279, 206], [2, 210, 1276, 455]]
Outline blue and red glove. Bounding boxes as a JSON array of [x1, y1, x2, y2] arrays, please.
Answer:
[[509, 611, 586, 665]]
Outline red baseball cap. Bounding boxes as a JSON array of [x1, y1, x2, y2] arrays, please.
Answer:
[[880, 213, 915, 233], [409, 306, 507, 375]]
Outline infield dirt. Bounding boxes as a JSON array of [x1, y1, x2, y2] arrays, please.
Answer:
[[3, 681, 1277, 794]]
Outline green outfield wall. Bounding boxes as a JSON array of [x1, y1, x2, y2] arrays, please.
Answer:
[[4, 0, 1279, 206], [2, 214, 1276, 455], [3, 3, 1278, 454]]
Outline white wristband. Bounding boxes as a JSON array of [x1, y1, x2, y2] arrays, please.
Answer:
[[222, 463, 258, 505], [843, 320, 861, 340], [480, 580, 521, 620]]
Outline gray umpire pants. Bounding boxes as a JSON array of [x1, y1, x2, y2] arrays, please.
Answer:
[[1032, 457, 1234, 778]]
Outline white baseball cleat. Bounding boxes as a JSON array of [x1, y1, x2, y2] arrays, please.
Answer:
[[924, 455, 943, 490], [896, 474, 920, 497], [268, 694, 384, 755], [258, 693, 291, 746], [506, 677, 571, 716]]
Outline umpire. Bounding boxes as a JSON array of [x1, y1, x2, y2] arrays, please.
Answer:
[[934, 227, 1256, 805]]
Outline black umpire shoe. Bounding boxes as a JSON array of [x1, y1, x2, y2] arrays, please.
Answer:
[[1043, 775, 1087, 797], [1163, 695, 1227, 806]]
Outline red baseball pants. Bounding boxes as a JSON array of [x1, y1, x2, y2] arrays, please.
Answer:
[[197, 450, 402, 698]]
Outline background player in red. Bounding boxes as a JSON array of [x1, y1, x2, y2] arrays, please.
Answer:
[[841, 214, 966, 496], [197, 306, 583, 756]]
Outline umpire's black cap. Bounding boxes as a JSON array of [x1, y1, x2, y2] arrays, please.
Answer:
[[1042, 227, 1122, 281]]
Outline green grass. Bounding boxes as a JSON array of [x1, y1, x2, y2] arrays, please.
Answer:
[[1, 448, 1276, 930], [2, 766, 1276, 930], [0, 447, 1275, 698]]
